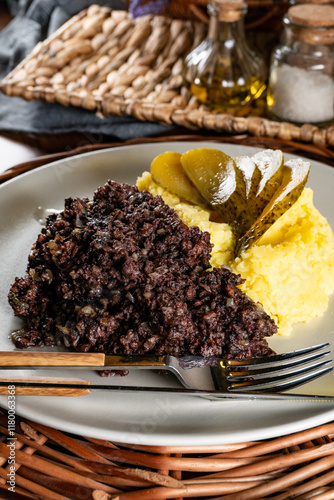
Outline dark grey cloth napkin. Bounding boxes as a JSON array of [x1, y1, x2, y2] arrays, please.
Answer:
[[0, 0, 174, 141]]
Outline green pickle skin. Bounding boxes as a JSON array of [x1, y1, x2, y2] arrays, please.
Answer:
[[150, 148, 310, 257]]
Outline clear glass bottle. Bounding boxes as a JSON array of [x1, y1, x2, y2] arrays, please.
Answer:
[[182, 0, 266, 109], [267, 5, 334, 125]]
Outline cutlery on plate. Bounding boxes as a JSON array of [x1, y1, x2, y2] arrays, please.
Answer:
[[0, 343, 332, 399]]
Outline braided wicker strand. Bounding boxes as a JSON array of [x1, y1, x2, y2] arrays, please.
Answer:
[[0, 6, 333, 148], [1, 134, 334, 185], [0, 409, 334, 499]]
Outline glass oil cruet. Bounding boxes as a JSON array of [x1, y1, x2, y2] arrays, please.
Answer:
[[182, 0, 267, 109]]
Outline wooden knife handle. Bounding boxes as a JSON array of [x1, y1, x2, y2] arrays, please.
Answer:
[[0, 376, 91, 396]]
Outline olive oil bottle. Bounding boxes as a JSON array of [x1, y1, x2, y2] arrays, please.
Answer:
[[183, 0, 266, 109]]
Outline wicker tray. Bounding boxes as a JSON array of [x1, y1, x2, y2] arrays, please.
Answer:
[[0, 407, 334, 499], [1, 135, 334, 499], [1, 132, 334, 185], [1, 4, 334, 148]]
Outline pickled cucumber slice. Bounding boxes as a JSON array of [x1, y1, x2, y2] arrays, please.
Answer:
[[180, 148, 250, 235], [252, 149, 284, 218], [234, 155, 258, 200], [234, 155, 261, 226], [235, 157, 310, 256], [150, 151, 211, 210]]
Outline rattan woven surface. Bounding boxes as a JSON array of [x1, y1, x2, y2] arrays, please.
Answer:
[[1, 135, 334, 499], [1, 4, 334, 148], [0, 407, 334, 499], [2, 133, 334, 185]]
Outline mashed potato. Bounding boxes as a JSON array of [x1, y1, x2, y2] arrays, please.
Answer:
[[137, 171, 236, 267], [137, 172, 334, 335]]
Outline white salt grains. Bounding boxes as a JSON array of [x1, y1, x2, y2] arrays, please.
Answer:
[[270, 63, 334, 124], [267, 5, 334, 125]]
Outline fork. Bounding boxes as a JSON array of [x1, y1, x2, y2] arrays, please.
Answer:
[[0, 343, 332, 399]]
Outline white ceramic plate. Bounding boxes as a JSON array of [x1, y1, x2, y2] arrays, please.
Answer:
[[1, 142, 334, 446]]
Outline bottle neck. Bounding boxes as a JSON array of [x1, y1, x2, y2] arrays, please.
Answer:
[[207, 4, 247, 43]]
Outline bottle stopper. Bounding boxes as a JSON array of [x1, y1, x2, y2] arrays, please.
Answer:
[[210, 0, 245, 22], [288, 4, 334, 27]]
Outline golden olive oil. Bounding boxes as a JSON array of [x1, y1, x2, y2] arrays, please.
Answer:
[[190, 77, 266, 108], [182, 1, 266, 109]]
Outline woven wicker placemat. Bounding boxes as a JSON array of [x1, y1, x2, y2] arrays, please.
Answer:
[[1, 132, 334, 185], [0, 407, 334, 499], [1, 4, 334, 148]]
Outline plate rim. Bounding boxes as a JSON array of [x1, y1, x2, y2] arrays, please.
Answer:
[[1, 140, 334, 446]]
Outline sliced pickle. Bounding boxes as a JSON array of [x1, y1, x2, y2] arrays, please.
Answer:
[[180, 148, 250, 235], [252, 149, 284, 219], [234, 155, 258, 200], [234, 155, 261, 226], [151, 147, 310, 257], [150, 151, 211, 210], [235, 157, 311, 256]]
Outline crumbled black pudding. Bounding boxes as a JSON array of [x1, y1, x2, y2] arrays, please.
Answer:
[[8, 181, 276, 359]]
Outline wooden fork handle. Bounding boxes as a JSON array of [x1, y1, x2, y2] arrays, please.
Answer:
[[0, 351, 105, 367]]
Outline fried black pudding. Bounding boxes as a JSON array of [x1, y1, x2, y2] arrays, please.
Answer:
[[9, 180, 277, 359]]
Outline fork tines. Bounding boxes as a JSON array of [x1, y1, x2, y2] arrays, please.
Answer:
[[226, 343, 333, 393]]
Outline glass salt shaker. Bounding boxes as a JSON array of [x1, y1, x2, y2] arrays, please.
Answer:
[[182, 0, 266, 108], [267, 4, 334, 125]]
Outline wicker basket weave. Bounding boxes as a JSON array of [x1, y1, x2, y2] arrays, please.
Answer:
[[1, 4, 334, 148], [0, 407, 334, 499], [1, 135, 334, 499], [165, 0, 289, 27], [2, 133, 334, 185]]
